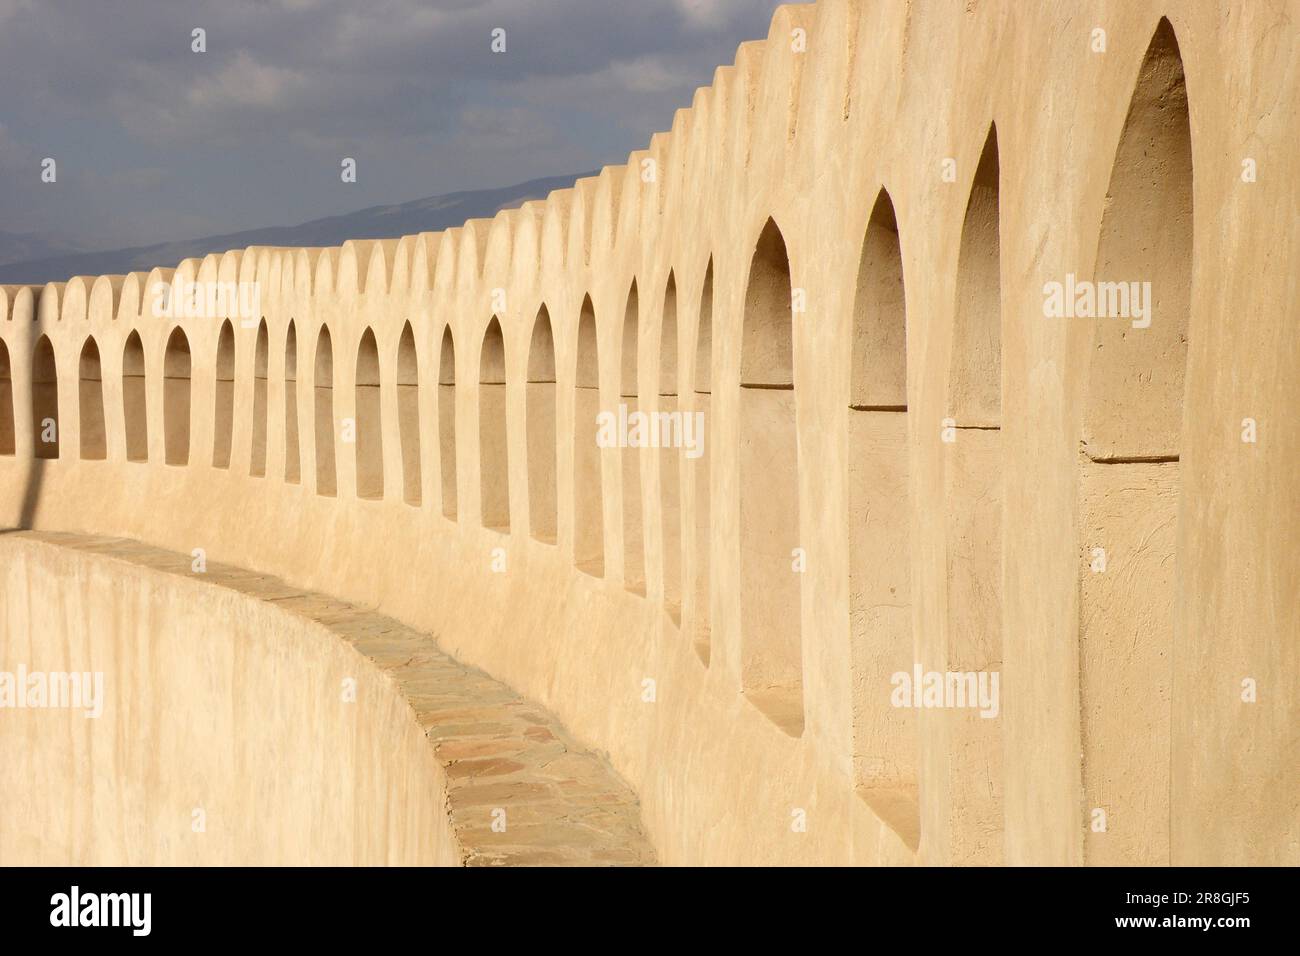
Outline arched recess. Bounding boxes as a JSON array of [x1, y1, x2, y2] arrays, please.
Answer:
[[573, 296, 604, 575], [660, 273, 682, 623], [847, 187, 918, 850], [164, 327, 191, 466], [479, 317, 509, 530], [691, 261, 713, 662], [250, 319, 269, 477], [852, 191, 908, 410], [942, 124, 1005, 864], [32, 335, 59, 459], [396, 322, 421, 505], [355, 327, 383, 500], [284, 321, 301, 483], [620, 281, 645, 594], [78, 337, 107, 460], [949, 126, 1002, 427], [438, 326, 457, 518], [122, 330, 148, 462], [739, 218, 803, 737], [0, 341, 14, 456], [527, 306, 557, 543], [1079, 17, 1191, 867], [314, 326, 336, 496], [213, 320, 235, 468]]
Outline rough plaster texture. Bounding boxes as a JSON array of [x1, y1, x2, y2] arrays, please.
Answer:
[[0, 0, 1296, 866]]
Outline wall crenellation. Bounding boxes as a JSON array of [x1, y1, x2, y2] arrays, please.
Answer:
[[0, 0, 1295, 867]]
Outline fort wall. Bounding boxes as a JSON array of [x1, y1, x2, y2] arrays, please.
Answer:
[[0, 0, 1295, 865]]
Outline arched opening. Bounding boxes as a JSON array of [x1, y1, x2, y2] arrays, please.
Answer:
[[740, 218, 803, 736], [438, 326, 457, 518], [527, 305, 557, 543], [213, 320, 235, 468], [78, 337, 107, 460], [660, 273, 682, 623], [847, 187, 919, 850], [284, 321, 301, 483], [1084, 24, 1190, 461], [396, 321, 421, 505], [0, 341, 14, 456], [621, 281, 645, 594], [250, 319, 269, 477], [573, 296, 604, 576], [314, 326, 336, 496], [122, 330, 148, 462], [949, 127, 1002, 427], [692, 261, 713, 662], [355, 327, 383, 499], [851, 190, 908, 410], [164, 327, 191, 466], [1079, 18, 1191, 866], [479, 317, 509, 530], [942, 125, 1005, 863], [32, 335, 59, 459]]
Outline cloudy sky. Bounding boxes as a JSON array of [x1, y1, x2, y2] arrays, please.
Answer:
[[0, 0, 778, 250]]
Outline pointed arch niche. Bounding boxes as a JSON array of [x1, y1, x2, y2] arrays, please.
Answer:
[[573, 297, 604, 576], [1078, 18, 1191, 867], [739, 219, 803, 737], [848, 188, 918, 850], [941, 125, 1006, 864], [527, 306, 557, 543]]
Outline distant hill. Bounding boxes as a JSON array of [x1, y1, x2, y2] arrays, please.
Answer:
[[0, 230, 92, 269], [0, 171, 593, 285]]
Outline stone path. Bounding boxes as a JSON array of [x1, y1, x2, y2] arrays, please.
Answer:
[[11, 530, 657, 867]]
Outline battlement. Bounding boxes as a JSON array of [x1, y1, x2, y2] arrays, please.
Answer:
[[0, 0, 1296, 866]]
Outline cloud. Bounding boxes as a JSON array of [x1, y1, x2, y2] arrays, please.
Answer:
[[603, 56, 689, 94], [104, 167, 170, 190], [185, 51, 309, 112], [0, 123, 38, 172], [0, 0, 33, 29], [0, 0, 779, 248], [675, 0, 736, 30]]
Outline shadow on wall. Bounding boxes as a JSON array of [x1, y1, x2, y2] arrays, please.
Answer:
[[14, 460, 46, 532], [11, 338, 52, 531]]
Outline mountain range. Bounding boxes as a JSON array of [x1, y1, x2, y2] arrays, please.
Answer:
[[0, 171, 592, 285]]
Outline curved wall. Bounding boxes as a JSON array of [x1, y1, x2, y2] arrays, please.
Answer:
[[0, 533, 656, 866], [0, 534, 462, 866], [0, 0, 1296, 865]]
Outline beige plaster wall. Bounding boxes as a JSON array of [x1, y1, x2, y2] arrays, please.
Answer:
[[0, 0, 1295, 865], [0, 536, 461, 866]]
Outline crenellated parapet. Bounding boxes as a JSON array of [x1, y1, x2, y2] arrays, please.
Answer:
[[1, 0, 1296, 866]]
